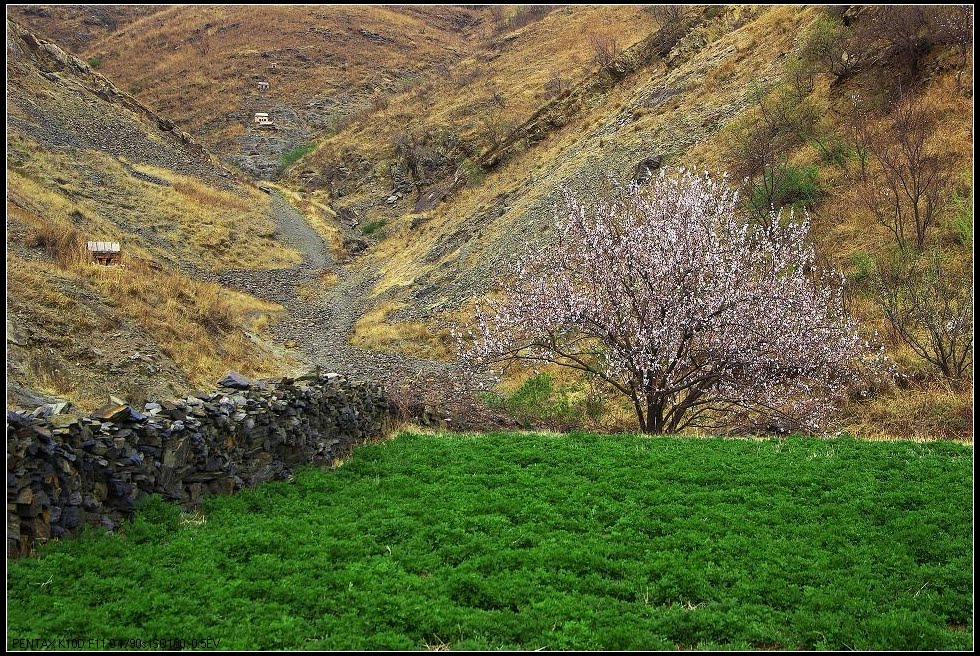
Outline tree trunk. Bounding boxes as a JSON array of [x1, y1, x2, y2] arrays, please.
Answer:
[[644, 396, 666, 434]]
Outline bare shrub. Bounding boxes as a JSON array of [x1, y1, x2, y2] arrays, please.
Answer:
[[588, 32, 620, 69], [798, 14, 859, 78], [498, 5, 557, 33], [855, 6, 931, 73], [370, 91, 389, 111], [480, 110, 513, 149], [846, 92, 957, 251], [452, 62, 485, 87], [489, 5, 505, 26], [930, 5, 974, 90], [647, 5, 686, 44], [543, 69, 566, 99], [387, 366, 510, 432], [391, 131, 423, 186], [872, 250, 973, 382], [488, 85, 506, 108]]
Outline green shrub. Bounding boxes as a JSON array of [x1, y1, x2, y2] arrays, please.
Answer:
[[460, 158, 486, 186], [798, 14, 853, 77], [87, 56, 103, 69], [362, 219, 387, 237], [280, 142, 316, 168], [484, 373, 605, 429], [947, 184, 973, 246], [849, 251, 876, 283], [748, 164, 822, 214], [811, 135, 856, 168]]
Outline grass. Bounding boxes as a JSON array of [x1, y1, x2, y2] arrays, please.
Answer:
[[5, 255, 286, 409], [362, 219, 387, 236], [5, 138, 295, 408], [7, 432, 973, 650], [350, 300, 453, 359], [280, 142, 317, 169]]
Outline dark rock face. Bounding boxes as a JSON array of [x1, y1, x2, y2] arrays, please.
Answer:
[[633, 156, 664, 185], [6, 373, 392, 557]]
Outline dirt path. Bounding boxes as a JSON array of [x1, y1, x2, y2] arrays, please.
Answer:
[[215, 191, 448, 384]]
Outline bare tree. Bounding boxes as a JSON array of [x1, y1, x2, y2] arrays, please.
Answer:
[[930, 5, 974, 91], [723, 82, 820, 217], [647, 5, 686, 45], [855, 6, 931, 76], [847, 93, 957, 251], [588, 32, 620, 69], [872, 250, 973, 382], [489, 4, 505, 26], [458, 170, 873, 434]]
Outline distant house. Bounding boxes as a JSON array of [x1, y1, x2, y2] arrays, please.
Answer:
[[253, 112, 273, 126], [257, 81, 269, 91], [87, 241, 121, 266]]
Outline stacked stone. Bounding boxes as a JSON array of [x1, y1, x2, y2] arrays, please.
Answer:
[[7, 372, 391, 557]]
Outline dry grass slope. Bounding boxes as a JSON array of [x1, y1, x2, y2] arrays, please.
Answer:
[[5, 19, 301, 410]]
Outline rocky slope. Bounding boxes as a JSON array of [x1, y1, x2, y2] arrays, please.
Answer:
[[12, 5, 489, 178], [6, 19, 297, 411], [7, 4, 164, 53]]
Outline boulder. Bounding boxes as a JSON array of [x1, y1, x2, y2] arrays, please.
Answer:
[[218, 371, 253, 390]]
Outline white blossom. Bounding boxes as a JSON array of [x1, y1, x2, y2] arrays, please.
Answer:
[[458, 169, 875, 434]]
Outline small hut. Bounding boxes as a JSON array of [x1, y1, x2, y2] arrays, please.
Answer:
[[253, 112, 273, 126], [257, 81, 269, 91], [87, 241, 121, 266]]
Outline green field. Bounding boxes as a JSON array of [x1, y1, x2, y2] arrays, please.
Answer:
[[7, 433, 974, 650]]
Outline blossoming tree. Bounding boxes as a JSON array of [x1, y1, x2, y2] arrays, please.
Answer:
[[459, 169, 873, 434]]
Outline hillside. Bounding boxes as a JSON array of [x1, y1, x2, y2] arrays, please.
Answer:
[[6, 4, 164, 53], [281, 4, 973, 439], [13, 5, 489, 179], [5, 19, 300, 410], [5, 6, 973, 439]]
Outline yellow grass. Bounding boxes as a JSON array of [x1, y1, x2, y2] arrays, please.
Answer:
[[6, 134, 297, 408], [350, 301, 453, 360]]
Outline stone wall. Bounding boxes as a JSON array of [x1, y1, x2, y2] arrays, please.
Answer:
[[6, 372, 392, 557]]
